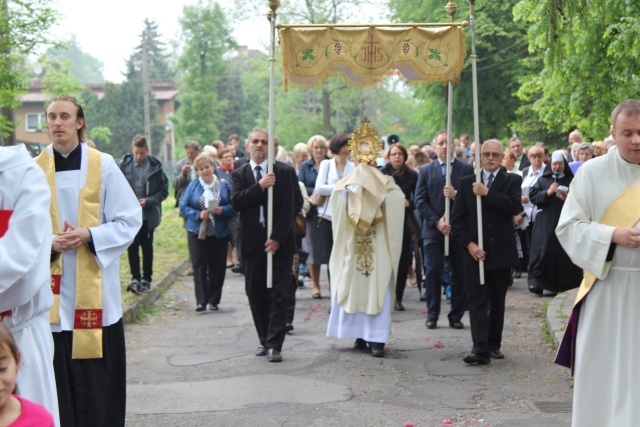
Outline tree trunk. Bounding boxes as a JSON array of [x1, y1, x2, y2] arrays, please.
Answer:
[[322, 88, 334, 136]]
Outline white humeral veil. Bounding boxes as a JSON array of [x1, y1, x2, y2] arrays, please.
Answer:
[[326, 164, 404, 343]]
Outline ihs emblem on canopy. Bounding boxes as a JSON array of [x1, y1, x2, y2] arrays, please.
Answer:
[[348, 118, 383, 164]]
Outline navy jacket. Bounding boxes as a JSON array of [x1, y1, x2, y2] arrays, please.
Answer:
[[415, 158, 474, 243]]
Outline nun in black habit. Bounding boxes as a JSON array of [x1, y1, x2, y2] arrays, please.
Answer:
[[527, 150, 583, 294]]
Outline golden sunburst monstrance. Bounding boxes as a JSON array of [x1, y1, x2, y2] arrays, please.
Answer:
[[348, 118, 383, 164]]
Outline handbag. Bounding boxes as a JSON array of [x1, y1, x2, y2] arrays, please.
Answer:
[[309, 191, 327, 207], [294, 213, 307, 236]]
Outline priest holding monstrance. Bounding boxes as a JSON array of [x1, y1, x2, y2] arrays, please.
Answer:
[[326, 120, 405, 357]]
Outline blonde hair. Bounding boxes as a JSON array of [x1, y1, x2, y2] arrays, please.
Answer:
[[292, 142, 309, 158], [202, 145, 218, 158], [194, 153, 215, 170], [306, 135, 328, 153]]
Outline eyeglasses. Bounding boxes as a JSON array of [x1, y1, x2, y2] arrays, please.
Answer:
[[251, 139, 268, 145], [481, 152, 503, 158]]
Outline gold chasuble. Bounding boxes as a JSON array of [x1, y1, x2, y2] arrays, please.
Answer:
[[329, 164, 405, 315], [37, 146, 104, 359]]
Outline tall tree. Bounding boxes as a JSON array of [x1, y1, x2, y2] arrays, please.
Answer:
[[103, 20, 173, 157], [39, 56, 84, 99], [514, 0, 640, 140], [125, 19, 174, 83], [0, 0, 57, 144], [390, 0, 529, 141], [43, 36, 105, 83], [174, 0, 236, 144]]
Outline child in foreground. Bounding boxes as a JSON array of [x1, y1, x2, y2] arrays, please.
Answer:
[[0, 324, 54, 426]]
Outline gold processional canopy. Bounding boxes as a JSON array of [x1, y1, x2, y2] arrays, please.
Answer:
[[279, 25, 466, 90]]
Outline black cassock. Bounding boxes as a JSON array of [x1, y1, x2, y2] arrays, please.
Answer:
[[528, 164, 583, 292]]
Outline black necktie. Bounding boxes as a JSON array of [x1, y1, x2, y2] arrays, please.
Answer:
[[441, 163, 446, 178], [487, 173, 494, 188], [255, 165, 262, 183]]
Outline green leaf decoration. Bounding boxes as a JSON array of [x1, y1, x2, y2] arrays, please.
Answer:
[[302, 48, 314, 61], [428, 49, 442, 61]]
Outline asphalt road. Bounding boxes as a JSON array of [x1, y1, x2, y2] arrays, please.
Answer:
[[124, 268, 573, 427]]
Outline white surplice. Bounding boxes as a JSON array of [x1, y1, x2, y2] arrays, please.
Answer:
[[326, 164, 404, 343], [0, 144, 59, 426], [556, 149, 640, 427], [43, 143, 142, 332]]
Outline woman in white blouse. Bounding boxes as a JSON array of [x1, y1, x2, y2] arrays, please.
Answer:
[[519, 144, 546, 284], [311, 133, 355, 298]]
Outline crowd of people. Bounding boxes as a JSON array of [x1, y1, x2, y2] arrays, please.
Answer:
[[0, 93, 637, 426]]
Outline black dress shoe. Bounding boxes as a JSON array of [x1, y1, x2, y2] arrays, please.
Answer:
[[449, 321, 464, 329], [195, 303, 206, 312], [370, 342, 385, 358], [394, 301, 405, 311], [354, 338, 367, 350], [528, 286, 543, 295], [512, 269, 522, 279], [463, 353, 491, 365], [490, 349, 505, 359], [420, 292, 427, 301], [312, 293, 322, 299], [255, 345, 267, 356], [285, 323, 294, 333], [267, 349, 282, 362], [425, 320, 437, 329], [231, 263, 244, 274], [209, 304, 219, 311]]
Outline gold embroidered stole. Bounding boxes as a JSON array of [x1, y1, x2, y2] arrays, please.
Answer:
[[37, 146, 104, 359], [573, 177, 640, 306]]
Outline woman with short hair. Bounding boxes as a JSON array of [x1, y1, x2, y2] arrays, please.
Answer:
[[180, 154, 236, 311]]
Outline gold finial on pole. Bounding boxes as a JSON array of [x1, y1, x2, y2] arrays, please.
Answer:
[[445, 1, 458, 21]]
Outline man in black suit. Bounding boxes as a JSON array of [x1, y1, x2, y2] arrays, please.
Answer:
[[451, 139, 522, 365], [415, 130, 474, 330], [508, 137, 530, 171], [231, 129, 296, 362]]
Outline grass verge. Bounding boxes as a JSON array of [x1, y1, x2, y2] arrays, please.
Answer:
[[119, 196, 188, 312]]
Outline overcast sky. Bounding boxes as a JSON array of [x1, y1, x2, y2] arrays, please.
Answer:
[[49, 0, 270, 83]]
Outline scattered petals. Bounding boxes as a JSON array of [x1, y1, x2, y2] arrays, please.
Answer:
[[363, 391, 368, 394], [434, 343, 443, 349], [421, 311, 427, 315], [304, 317, 311, 321], [425, 337, 431, 341], [443, 420, 453, 425], [316, 312, 323, 317], [404, 423, 414, 427], [360, 373, 366, 376]]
